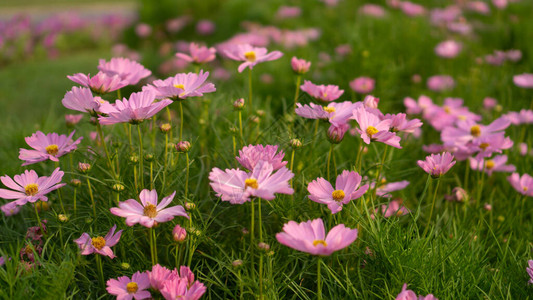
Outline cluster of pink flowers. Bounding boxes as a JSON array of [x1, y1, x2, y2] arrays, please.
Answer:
[[395, 283, 438, 299]]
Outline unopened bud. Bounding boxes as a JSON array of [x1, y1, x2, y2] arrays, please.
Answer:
[[58, 214, 69, 222], [289, 138, 303, 149], [78, 162, 91, 173], [129, 155, 139, 163], [484, 203, 492, 211], [160, 123, 172, 133], [258, 242, 270, 251], [256, 110, 265, 117], [232, 260, 243, 268], [144, 153, 154, 162], [233, 98, 245, 110], [229, 127, 238, 135], [327, 124, 348, 144], [172, 225, 187, 242], [176, 141, 191, 153], [185, 202, 196, 210], [35, 201, 50, 212], [70, 179, 82, 187], [121, 262, 130, 270], [112, 183, 125, 192], [250, 116, 260, 124]]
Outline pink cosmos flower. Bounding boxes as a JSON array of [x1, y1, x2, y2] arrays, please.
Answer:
[[427, 75, 455, 92], [383, 113, 423, 134], [291, 57, 311, 74], [396, 283, 438, 300], [504, 109, 533, 125], [471, 134, 513, 159], [276, 218, 358, 256], [513, 73, 533, 88], [327, 123, 350, 143], [307, 170, 369, 214], [172, 224, 187, 242], [376, 180, 410, 197], [135, 23, 152, 37], [176, 43, 217, 65], [399, 1, 426, 16], [148, 264, 174, 291], [196, 19, 215, 35], [483, 97, 497, 109], [106, 271, 151, 300], [493, 0, 508, 9], [425, 98, 481, 131], [441, 117, 510, 146], [97, 57, 151, 86], [160, 267, 206, 300], [527, 260, 533, 284], [435, 40, 462, 58], [209, 160, 294, 204], [110, 189, 188, 228], [371, 199, 410, 219], [364, 95, 379, 109], [98, 91, 172, 125], [300, 80, 344, 102], [276, 6, 302, 19], [417, 152, 456, 178], [19, 131, 82, 166], [359, 4, 387, 18], [143, 70, 216, 100], [469, 155, 515, 176], [296, 101, 361, 127], [223, 44, 283, 73], [349, 77, 375, 94], [403, 95, 436, 116], [1, 203, 21, 216], [65, 114, 83, 127], [352, 107, 402, 148], [236, 144, 287, 171], [466, 1, 490, 14], [74, 224, 122, 258], [67, 72, 128, 94], [507, 173, 533, 197], [62, 87, 105, 115]]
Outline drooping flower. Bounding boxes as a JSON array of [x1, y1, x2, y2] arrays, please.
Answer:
[[159, 266, 206, 300], [172, 225, 187, 242], [0, 168, 65, 209], [291, 57, 311, 74], [236, 144, 287, 171], [98, 91, 172, 125], [106, 271, 151, 300], [308, 170, 368, 214], [507, 173, 533, 197], [62, 87, 106, 115], [352, 107, 402, 148], [513, 73, 533, 89], [67, 72, 128, 94], [223, 43, 283, 73], [143, 70, 216, 100], [349, 77, 375, 94], [98, 57, 151, 86], [209, 160, 294, 204], [300, 80, 344, 102], [276, 218, 358, 256], [176, 43, 217, 65], [417, 152, 456, 178], [19, 131, 82, 166], [74, 224, 123, 259], [469, 155, 515, 176], [110, 189, 188, 228], [1, 203, 21, 216]]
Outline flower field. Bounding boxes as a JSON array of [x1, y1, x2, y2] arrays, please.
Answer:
[[0, 0, 532, 299]]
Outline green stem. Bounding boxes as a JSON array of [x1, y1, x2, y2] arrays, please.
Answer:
[[373, 146, 388, 197], [317, 257, 323, 300], [137, 125, 144, 190], [96, 122, 116, 179], [166, 106, 173, 142], [34, 204, 44, 235], [464, 162, 470, 191], [86, 178, 96, 220], [424, 178, 441, 236], [248, 68, 253, 115], [73, 188, 77, 217], [185, 152, 190, 199], [258, 198, 263, 300], [149, 228, 155, 266], [250, 199, 255, 281], [238, 110, 244, 146], [290, 149, 295, 202], [293, 75, 301, 113], [153, 227, 158, 264], [95, 254, 105, 289], [179, 101, 184, 142], [150, 161, 154, 190], [327, 144, 334, 182]]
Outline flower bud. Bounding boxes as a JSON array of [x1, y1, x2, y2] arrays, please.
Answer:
[[78, 162, 91, 173], [256, 110, 266, 118], [229, 127, 238, 135], [242, 228, 249, 235], [58, 214, 69, 222], [232, 260, 243, 268], [65, 114, 83, 127], [289, 138, 303, 149], [70, 179, 82, 187], [35, 201, 50, 212], [185, 202, 196, 210], [258, 242, 270, 251], [121, 262, 131, 270], [176, 141, 191, 153], [112, 183, 125, 192], [129, 155, 139, 163], [363, 95, 379, 109], [327, 124, 348, 144], [484, 203, 492, 211], [250, 116, 260, 124], [233, 98, 245, 110], [172, 224, 187, 242], [144, 153, 154, 162], [160, 123, 172, 133], [291, 57, 311, 75]]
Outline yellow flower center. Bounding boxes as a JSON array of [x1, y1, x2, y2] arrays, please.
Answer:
[[366, 126, 379, 137], [91, 236, 106, 250], [523, 187, 528, 192], [458, 115, 466, 121], [313, 240, 328, 247], [244, 178, 259, 189], [244, 51, 256, 62], [444, 106, 451, 113], [322, 92, 328, 98], [24, 183, 39, 196], [126, 282, 138, 293], [173, 84, 185, 90], [46, 144, 59, 156], [479, 143, 489, 150], [470, 125, 481, 137], [143, 204, 158, 218], [323, 106, 336, 113], [331, 190, 345, 201], [485, 160, 495, 170], [25, 245, 33, 254]]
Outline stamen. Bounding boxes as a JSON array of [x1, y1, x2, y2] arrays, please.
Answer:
[[45, 144, 59, 156], [126, 282, 138, 293], [244, 51, 256, 62], [470, 125, 481, 137], [244, 178, 258, 189], [143, 204, 158, 218], [24, 183, 39, 196], [485, 160, 495, 170], [173, 84, 185, 90], [331, 190, 345, 201], [313, 240, 328, 247], [323, 106, 336, 113], [91, 236, 106, 250], [479, 143, 489, 150], [366, 126, 379, 137]]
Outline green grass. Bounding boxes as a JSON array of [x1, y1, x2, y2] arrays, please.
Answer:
[[1, 0, 533, 299]]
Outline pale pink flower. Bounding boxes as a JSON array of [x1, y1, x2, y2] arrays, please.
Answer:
[[352, 107, 402, 148], [435, 40, 462, 58], [74, 224, 122, 258], [427, 75, 455, 92], [483, 97, 497, 109], [350, 77, 375, 94], [441, 117, 510, 146], [291, 57, 311, 74], [519, 143, 528, 156], [466, 1, 491, 14], [371, 199, 410, 218], [300, 80, 344, 102], [143, 70, 216, 100], [471, 134, 513, 159], [308, 170, 369, 214], [65, 114, 83, 127], [19, 131, 82, 166], [98, 91, 172, 125], [62, 87, 106, 114], [504, 109, 533, 125], [110, 189, 189, 228], [236, 144, 287, 171], [1, 203, 21, 216], [106, 271, 151, 300], [376, 180, 410, 197], [527, 260, 533, 284], [359, 4, 387, 17], [396, 283, 438, 300], [209, 160, 294, 204], [148, 264, 173, 291], [276, 218, 358, 256], [417, 152, 456, 178], [276, 6, 302, 19], [160, 267, 206, 300], [67, 72, 128, 94], [176, 43, 217, 65], [327, 123, 350, 144], [400, 1, 426, 16], [98, 57, 151, 86], [493, 0, 508, 9], [513, 74, 533, 88], [172, 224, 187, 242], [223, 44, 283, 73], [135, 23, 152, 38], [363, 95, 379, 109], [383, 113, 423, 134], [196, 19, 215, 35], [507, 173, 533, 196], [469, 155, 515, 176]]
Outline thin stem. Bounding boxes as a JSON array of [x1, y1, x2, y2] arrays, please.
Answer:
[[128, 124, 134, 152], [149, 228, 155, 266], [137, 125, 144, 190], [355, 140, 363, 172], [258, 198, 263, 300], [248, 68, 253, 114], [166, 106, 173, 143], [95, 254, 105, 289], [153, 228, 158, 264], [86, 178, 96, 220], [179, 101, 184, 142], [476, 168, 486, 206], [317, 257, 323, 300], [34, 204, 44, 235], [175, 244, 179, 268], [250, 199, 255, 282], [185, 152, 190, 198], [424, 178, 441, 236], [290, 149, 295, 202], [373, 146, 389, 197], [73, 188, 77, 216], [96, 122, 116, 179], [293, 75, 301, 113], [327, 144, 334, 182], [464, 162, 470, 191], [238, 110, 244, 145], [150, 161, 154, 190]]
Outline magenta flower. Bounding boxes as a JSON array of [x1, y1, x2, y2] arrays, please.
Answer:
[[19, 131, 82, 166], [352, 107, 402, 148], [74, 224, 122, 259], [62, 87, 106, 115], [427, 75, 455, 92], [236, 144, 287, 171], [507, 173, 533, 197], [307, 170, 369, 214], [67, 72, 128, 94], [223, 43, 283, 73], [110, 189, 188, 228], [327, 123, 350, 144], [143, 70, 216, 100], [98, 57, 151, 86], [98, 91, 172, 125], [349, 77, 375, 94], [276, 218, 358, 256], [371, 200, 410, 219], [160, 267, 207, 300], [209, 160, 294, 204], [0, 168, 65, 209], [106, 271, 151, 300], [527, 260, 533, 284], [417, 152, 456, 178], [176, 43, 217, 65], [300, 80, 344, 102], [434, 40, 462, 58], [469, 155, 515, 176], [291, 56, 311, 74]]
